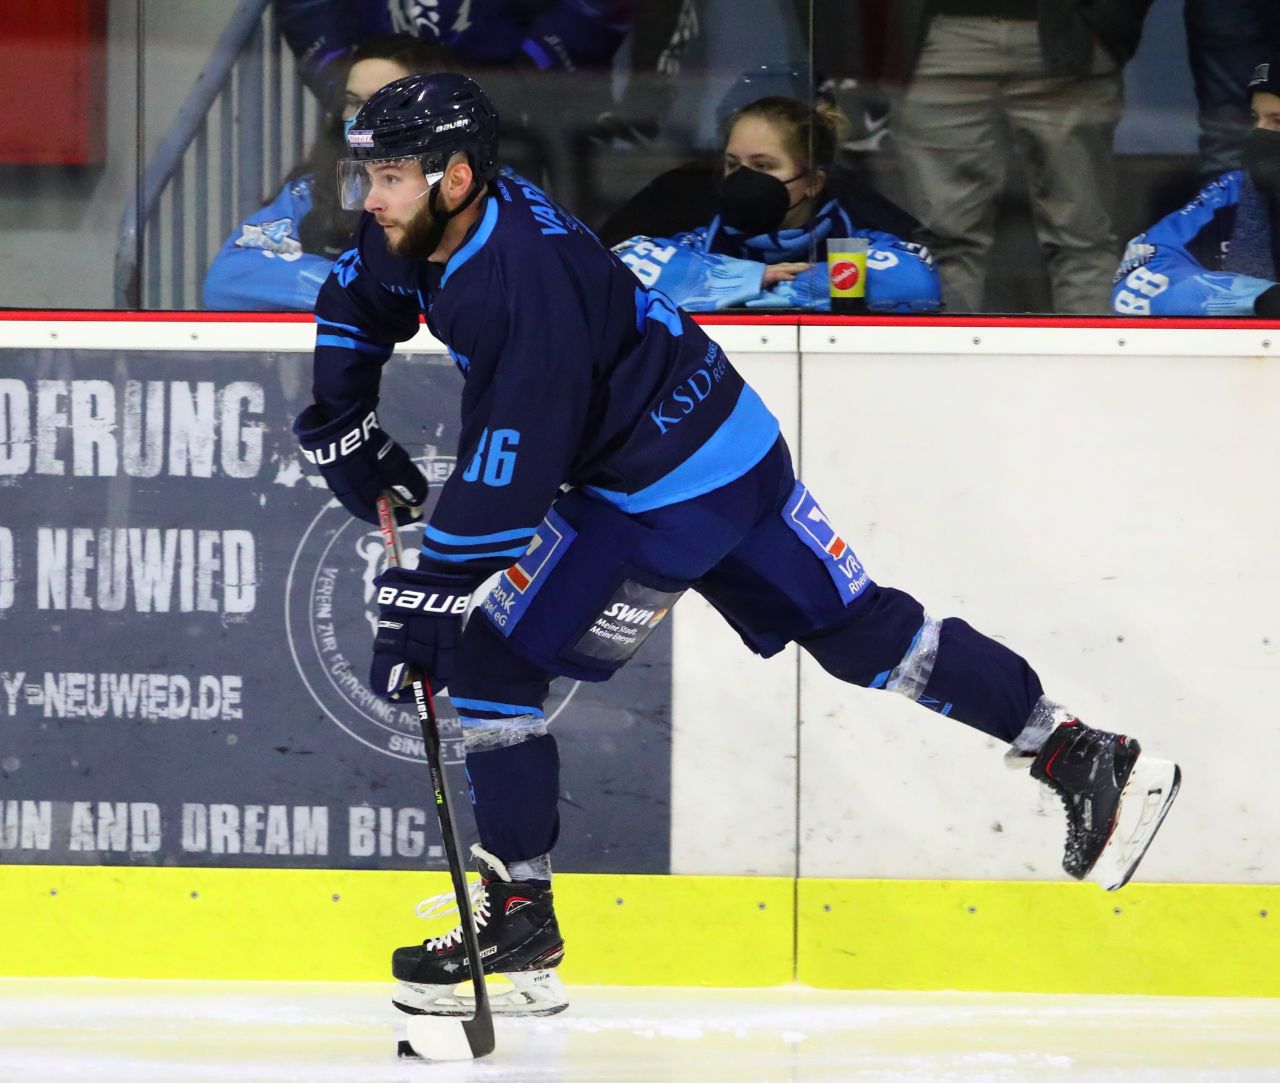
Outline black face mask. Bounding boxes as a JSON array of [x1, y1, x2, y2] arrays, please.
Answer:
[[717, 166, 805, 235], [1243, 127, 1280, 196]]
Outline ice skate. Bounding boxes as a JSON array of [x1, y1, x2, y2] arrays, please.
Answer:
[[392, 845, 567, 1018], [1028, 719, 1180, 891]]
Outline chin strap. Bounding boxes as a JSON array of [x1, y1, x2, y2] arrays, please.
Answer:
[[423, 176, 488, 256]]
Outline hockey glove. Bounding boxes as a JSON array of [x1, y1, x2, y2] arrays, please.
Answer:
[[369, 565, 481, 699], [294, 400, 427, 525], [1255, 284, 1280, 318]]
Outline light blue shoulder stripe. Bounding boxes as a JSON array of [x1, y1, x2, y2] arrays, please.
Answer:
[[441, 196, 500, 287], [423, 523, 537, 546], [584, 384, 779, 514]]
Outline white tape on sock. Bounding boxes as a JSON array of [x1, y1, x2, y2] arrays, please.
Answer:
[[885, 615, 942, 701]]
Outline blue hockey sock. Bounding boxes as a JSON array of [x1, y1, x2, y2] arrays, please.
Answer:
[[911, 616, 1046, 742], [465, 733, 561, 863]]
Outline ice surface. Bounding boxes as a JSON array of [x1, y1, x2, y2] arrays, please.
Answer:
[[0, 979, 1277, 1083]]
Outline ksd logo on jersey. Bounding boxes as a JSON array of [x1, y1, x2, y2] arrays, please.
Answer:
[[286, 455, 579, 763]]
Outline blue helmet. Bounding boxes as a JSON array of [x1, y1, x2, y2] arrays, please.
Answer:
[[342, 71, 499, 179]]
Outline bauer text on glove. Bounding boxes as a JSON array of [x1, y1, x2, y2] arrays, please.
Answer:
[[369, 565, 482, 699], [294, 399, 427, 524]]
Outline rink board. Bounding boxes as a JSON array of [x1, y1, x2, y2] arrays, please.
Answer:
[[3, 866, 1277, 997], [1, 315, 1278, 997], [0, 337, 675, 875]]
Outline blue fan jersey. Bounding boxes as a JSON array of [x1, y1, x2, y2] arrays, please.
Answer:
[[204, 176, 336, 312], [311, 175, 780, 574], [1111, 171, 1278, 317], [612, 197, 942, 314]]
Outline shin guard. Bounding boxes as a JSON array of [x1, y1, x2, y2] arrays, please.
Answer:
[[912, 617, 1046, 741], [465, 734, 561, 862]]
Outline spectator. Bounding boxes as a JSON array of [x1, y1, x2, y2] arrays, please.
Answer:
[[881, 0, 1154, 314], [1111, 60, 1280, 317], [275, 0, 635, 101], [1184, 0, 1280, 176], [203, 35, 456, 312], [610, 95, 941, 313]]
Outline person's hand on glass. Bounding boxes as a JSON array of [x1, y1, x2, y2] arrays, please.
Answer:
[[763, 261, 811, 287]]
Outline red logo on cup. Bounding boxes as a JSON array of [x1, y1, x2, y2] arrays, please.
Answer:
[[830, 260, 860, 291]]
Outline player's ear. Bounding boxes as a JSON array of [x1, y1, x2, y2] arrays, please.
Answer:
[[446, 152, 474, 196]]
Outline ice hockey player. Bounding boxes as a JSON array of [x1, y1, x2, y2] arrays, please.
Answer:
[[294, 72, 1181, 1018]]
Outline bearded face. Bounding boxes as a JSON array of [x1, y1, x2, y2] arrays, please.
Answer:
[[385, 194, 447, 260]]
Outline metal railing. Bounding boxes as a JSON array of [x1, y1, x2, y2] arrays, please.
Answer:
[[114, 0, 320, 309]]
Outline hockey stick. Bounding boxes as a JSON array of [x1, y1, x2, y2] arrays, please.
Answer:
[[376, 492, 495, 1061]]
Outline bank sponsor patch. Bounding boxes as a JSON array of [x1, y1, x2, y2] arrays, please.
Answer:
[[571, 580, 685, 664], [481, 509, 574, 637], [783, 483, 871, 603]]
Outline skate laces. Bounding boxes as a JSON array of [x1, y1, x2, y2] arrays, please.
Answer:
[[414, 879, 490, 951]]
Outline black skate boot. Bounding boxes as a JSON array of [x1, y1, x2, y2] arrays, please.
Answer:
[[392, 845, 567, 1017], [1030, 719, 1180, 891]]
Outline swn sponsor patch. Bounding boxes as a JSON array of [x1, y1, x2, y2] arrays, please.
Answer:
[[571, 579, 684, 664]]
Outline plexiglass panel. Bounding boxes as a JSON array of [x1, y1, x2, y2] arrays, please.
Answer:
[[0, 1, 1277, 314]]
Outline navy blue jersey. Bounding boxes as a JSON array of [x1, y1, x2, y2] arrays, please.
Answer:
[[311, 174, 780, 575]]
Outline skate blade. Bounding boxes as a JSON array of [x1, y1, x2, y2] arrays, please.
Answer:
[[394, 968, 568, 1018], [1090, 755, 1181, 891]]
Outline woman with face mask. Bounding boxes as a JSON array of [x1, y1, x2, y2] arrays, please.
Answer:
[[1111, 61, 1280, 318], [203, 35, 457, 312], [611, 95, 943, 312]]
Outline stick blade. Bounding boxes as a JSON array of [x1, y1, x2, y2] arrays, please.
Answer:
[[462, 1011, 496, 1058], [403, 1014, 494, 1061]]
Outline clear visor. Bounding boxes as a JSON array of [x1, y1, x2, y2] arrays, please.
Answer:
[[336, 155, 444, 211]]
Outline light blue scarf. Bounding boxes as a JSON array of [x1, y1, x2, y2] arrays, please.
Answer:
[[705, 197, 855, 264]]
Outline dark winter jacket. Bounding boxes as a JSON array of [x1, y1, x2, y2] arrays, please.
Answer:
[[597, 161, 927, 250], [879, 0, 1155, 82]]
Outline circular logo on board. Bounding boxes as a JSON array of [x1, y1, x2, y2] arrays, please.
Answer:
[[830, 260, 861, 291], [285, 457, 579, 764]]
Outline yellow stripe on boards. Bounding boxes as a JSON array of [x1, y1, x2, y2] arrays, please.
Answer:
[[3, 867, 1275, 996], [798, 879, 1280, 998], [0, 866, 793, 986]]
